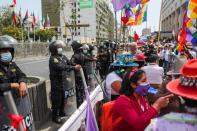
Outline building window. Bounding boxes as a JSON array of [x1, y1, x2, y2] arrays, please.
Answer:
[[78, 20, 80, 23], [78, 14, 80, 18], [78, 32, 80, 35], [75, 33, 77, 36], [78, 27, 80, 29], [78, 8, 80, 11]]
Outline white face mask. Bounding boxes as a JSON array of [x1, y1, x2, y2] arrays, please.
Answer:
[[83, 49, 88, 54], [57, 48, 63, 55]]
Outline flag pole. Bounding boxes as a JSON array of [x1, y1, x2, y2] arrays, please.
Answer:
[[34, 27, 35, 42], [115, 11, 118, 44], [158, 0, 163, 44], [79, 68, 99, 131]]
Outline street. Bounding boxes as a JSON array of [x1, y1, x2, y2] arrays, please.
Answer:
[[16, 51, 73, 80]]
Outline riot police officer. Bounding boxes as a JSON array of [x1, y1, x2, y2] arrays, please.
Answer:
[[0, 40, 28, 130], [83, 44, 97, 91], [0, 41, 27, 97], [49, 40, 80, 124], [70, 41, 94, 108]]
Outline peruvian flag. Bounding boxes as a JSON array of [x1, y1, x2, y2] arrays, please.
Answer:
[[10, 0, 16, 7], [32, 13, 36, 29]]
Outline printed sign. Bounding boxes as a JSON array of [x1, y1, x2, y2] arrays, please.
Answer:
[[80, 0, 93, 9]]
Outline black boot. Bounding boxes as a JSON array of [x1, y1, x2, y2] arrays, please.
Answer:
[[52, 116, 63, 124], [59, 112, 66, 117]]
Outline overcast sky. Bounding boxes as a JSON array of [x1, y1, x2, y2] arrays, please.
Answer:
[[0, 0, 161, 35]]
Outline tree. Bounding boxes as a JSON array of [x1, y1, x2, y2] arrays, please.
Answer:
[[1, 26, 27, 41], [0, 6, 12, 34], [36, 29, 56, 42]]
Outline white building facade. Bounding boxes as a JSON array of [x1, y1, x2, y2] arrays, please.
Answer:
[[42, 0, 114, 44], [161, 0, 187, 38]]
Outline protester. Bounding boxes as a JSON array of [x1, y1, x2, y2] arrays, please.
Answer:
[[141, 54, 164, 88], [145, 59, 197, 131], [112, 69, 174, 131], [105, 54, 139, 101], [129, 42, 141, 55], [162, 45, 170, 74], [158, 46, 164, 67], [49, 40, 81, 124]]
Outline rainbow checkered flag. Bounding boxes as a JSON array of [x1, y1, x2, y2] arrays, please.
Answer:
[[187, 0, 197, 19]]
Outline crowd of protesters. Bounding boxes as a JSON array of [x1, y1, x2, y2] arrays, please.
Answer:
[[100, 41, 197, 131]]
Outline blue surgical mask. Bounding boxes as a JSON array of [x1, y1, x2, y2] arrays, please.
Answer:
[[0, 52, 12, 63]]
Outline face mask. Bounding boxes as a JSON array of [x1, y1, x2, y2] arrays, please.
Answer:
[[135, 83, 150, 96], [0, 52, 12, 63], [57, 48, 63, 55], [83, 49, 88, 54]]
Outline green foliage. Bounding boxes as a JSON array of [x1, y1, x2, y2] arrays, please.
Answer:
[[0, 7, 12, 34], [36, 29, 56, 42], [128, 36, 134, 42], [1, 26, 27, 40]]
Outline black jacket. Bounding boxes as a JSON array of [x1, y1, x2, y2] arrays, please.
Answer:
[[49, 55, 75, 91], [0, 62, 26, 95]]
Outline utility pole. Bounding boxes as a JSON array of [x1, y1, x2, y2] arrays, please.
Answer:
[[158, 0, 164, 44]]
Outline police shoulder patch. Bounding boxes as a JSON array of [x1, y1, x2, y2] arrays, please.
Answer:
[[54, 58, 59, 63], [11, 69, 16, 72], [0, 72, 4, 76]]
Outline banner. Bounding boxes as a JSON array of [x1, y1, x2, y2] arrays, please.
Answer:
[[80, 0, 93, 9]]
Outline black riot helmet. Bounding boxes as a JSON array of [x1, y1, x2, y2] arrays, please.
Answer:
[[71, 41, 83, 53], [88, 44, 94, 52], [0, 40, 15, 58], [49, 40, 65, 56], [103, 41, 110, 48]]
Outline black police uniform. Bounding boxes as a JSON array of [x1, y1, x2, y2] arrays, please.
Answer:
[[71, 51, 91, 108], [49, 55, 75, 120], [97, 47, 109, 79], [0, 62, 26, 95]]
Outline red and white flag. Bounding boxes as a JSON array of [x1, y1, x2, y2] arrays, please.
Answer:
[[10, 0, 16, 7]]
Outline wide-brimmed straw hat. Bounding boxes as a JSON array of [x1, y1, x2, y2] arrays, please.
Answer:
[[167, 59, 197, 100]]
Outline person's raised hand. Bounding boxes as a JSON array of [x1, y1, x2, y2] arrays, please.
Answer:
[[153, 94, 174, 111]]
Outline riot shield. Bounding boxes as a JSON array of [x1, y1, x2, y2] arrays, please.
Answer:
[[84, 61, 96, 92], [64, 70, 77, 115], [0, 91, 35, 131]]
